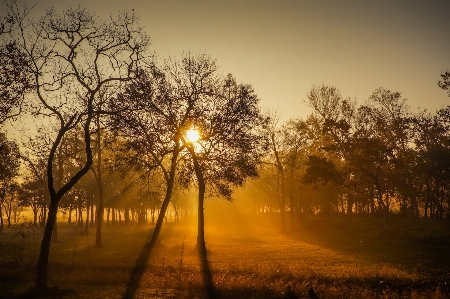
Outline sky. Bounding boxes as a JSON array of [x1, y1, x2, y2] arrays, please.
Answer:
[[5, 0, 450, 129]]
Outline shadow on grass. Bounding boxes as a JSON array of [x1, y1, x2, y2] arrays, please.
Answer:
[[122, 227, 218, 299], [122, 227, 156, 299], [290, 215, 450, 278], [198, 241, 217, 299]]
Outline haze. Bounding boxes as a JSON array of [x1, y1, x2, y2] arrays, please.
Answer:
[[25, 0, 450, 120]]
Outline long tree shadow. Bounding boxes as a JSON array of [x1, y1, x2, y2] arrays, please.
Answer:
[[198, 241, 217, 299], [122, 227, 157, 299], [123, 227, 217, 299]]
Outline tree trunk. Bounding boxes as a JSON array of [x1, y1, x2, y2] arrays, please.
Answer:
[[34, 209, 38, 225], [95, 115, 104, 247], [7, 206, 11, 228], [36, 199, 58, 288], [192, 157, 206, 248], [347, 195, 353, 216], [280, 169, 285, 228], [85, 201, 90, 232], [42, 199, 47, 227], [90, 204, 94, 227], [0, 204, 3, 232], [289, 168, 294, 220], [125, 207, 129, 225], [52, 217, 58, 242], [147, 146, 180, 248]]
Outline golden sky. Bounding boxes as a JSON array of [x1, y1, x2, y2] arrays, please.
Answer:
[[16, 0, 450, 121]]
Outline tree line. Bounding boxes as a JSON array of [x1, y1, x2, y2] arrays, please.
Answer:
[[1, 0, 450, 293], [255, 82, 450, 225]]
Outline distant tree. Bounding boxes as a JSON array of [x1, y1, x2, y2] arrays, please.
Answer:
[[0, 0, 35, 124], [18, 179, 45, 224], [301, 85, 356, 214], [1, 2, 150, 289], [21, 134, 52, 226], [281, 119, 309, 218], [0, 180, 19, 227], [351, 88, 412, 216], [412, 109, 450, 219], [0, 132, 20, 231]]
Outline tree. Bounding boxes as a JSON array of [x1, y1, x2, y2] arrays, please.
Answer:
[[0, 132, 20, 231], [0, 180, 19, 227], [183, 73, 268, 248], [2, 2, 150, 289], [264, 113, 287, 226], [412, 109, 450, 219], [110, 54, 223, 248], [301, 85, 356, 215], [281, 119, 309, 218], [0, 0, 35, 124], [18, 179, 45, 224], [349, 88, 412, 217]]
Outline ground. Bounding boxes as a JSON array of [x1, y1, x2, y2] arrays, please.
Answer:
[[0, 212, 449, 298]]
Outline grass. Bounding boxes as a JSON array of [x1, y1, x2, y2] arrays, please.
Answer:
[[0, 212, 449, 298]]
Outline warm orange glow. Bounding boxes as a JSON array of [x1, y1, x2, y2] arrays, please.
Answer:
[[186, 128, 201, 143]]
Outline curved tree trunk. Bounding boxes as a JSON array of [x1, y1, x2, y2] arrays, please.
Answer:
[[35, 109, 94, 290], [35, 199, 58, 288], [147, 146, 180, 248]]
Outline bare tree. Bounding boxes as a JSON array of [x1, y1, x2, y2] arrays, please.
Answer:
[[1, 1, 150, 290], [0, 132, 20, 231]]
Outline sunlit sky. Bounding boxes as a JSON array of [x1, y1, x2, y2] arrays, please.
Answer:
[[7, 0, 450, 130]]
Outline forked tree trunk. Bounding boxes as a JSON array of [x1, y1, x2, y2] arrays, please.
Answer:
[[35, 113, 94, 290], [147, 145, 181, 248]]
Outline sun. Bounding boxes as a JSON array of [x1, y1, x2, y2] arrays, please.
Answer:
[[185, 128, 201, 143]]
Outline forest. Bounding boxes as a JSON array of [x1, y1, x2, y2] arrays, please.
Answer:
[[1, 1, 450, 298]]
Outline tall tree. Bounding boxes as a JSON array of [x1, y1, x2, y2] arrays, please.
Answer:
[[110, 54, 222, 248], [182, 73, 268, 248], [1, 2, 150, 289]]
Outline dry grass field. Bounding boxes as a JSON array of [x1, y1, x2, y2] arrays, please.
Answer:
[[1, 205, 450, 298]]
